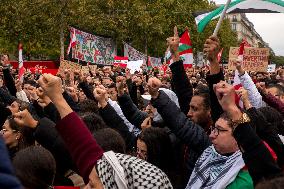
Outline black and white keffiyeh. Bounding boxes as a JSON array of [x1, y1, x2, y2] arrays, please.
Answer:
[[186, 145, 245, 189], [97, 152, 173, 189]]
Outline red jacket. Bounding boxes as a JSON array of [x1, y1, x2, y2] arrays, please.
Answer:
[[262, 92, 284, 116], [56, 112, 104, 183]]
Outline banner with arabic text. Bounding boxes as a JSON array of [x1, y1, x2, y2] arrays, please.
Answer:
[[70, 27, 116, 65], [149, 56, 162, 67], [124, 43, 147, 62]]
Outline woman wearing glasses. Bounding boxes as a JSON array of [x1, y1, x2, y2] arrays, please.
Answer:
[[1, 116, 35, 159]]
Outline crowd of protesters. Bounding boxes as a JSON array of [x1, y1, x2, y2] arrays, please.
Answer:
[[0, 31, 283, 189]]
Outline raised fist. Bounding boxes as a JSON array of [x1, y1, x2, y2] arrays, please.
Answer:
[[166, 26, 180, 54], [14, 109, 38, 129], [203, 36, 220, 63], [93, 87, 107, 107], [214, 81, 236, 112], [147, 77, 161, 99], [38, 74, 63, 102]]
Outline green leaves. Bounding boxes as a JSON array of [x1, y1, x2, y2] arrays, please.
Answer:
[[0, 0, 237, 60]]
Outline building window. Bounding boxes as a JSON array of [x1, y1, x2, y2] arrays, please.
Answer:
[[233, 15, 237, 22], [232, 24, 237, 31]]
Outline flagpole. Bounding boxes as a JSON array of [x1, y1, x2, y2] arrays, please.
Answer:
[[18, 43, 24, 82], [213, 0, 231, 36]]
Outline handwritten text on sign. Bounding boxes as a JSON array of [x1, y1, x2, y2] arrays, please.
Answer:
[[228, 47, 269, 72]]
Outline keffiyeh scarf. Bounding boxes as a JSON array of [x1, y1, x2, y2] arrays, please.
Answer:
[[186, 145, 245, 189], [97, 152, 173, 189]]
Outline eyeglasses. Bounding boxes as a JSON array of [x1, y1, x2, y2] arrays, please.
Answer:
[[210, 126, 229, 136]]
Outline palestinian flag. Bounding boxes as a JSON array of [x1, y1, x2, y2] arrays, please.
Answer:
[[147, 56, 153, 70], [233, 39, 250, 108], [195, 0, 284, 32], [179, 28, 193, 68], [165, 28, 193, 68], [67, 28, 77, 55], [114, 56, 128, 68]]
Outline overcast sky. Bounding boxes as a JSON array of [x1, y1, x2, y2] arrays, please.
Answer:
[[213, 0, 284, 56]]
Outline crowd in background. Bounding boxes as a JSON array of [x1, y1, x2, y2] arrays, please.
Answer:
[[0, 33, 283, 189]]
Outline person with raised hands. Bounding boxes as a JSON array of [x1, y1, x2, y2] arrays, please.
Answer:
[[13, 107, 81, 187], [15, 79, 29, 103], [214, 81, 283, 186], [1, 54, 17, 97], [256, 82, 284, 116], [93, 85, 136, 153], [235, 60, 264, 109], [236, 87, 284, 170], [95, 82, 141, 137], [148, 76, 256, 188], [36, 73, 173, 189]]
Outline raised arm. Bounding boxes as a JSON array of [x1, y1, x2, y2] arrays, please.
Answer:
[[204, 36, 224, 122], [166, 27, 193, 114], [94, 87, 136, 152], [257, 83, 284, 116], [14, 110, 76, 178], [148, 77, 211, 155], [215, 81, 282, 185], [117, 79, 148, 129], [2, 65, 17, 97], [37, 74, 104, 183], [236, 62, 264, 108]]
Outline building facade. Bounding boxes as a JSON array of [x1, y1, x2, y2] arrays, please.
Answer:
[[226, 13, 269, 48]]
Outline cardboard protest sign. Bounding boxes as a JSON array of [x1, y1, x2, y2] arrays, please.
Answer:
[[228, 47, 239, 68], [228, 47, 269, 72], [81, 66, 90, 74], [59, 60, 82, 74]]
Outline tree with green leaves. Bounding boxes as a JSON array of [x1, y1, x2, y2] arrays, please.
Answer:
[[0, 0, 238, 60]]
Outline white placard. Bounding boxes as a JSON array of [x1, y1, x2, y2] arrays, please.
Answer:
[[127, 60, 144, 74], [267, 64, 276, 73]]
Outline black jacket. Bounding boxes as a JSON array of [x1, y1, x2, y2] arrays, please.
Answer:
[[151, 90, 211, 180], [2, 68, 16, 97], [38, 92, 80, 124], [233, 116, 282, 185], [0, 103, 12, 127], [205, 71, 224, 122], [169, 60, 193, 115], [0, 87, 16, 106], [78, 81, 96, 101], [99, 103, 136, 152], [126, 79, 144, 107], [246, 107, 284, 169], [117, 94, 147, 130]]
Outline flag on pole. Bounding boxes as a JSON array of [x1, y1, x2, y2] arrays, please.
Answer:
[[217, 48, 223, 63], [179, 28, 193, 68], [165, 28, 193, 68], [194, 0, 284, 32], [114, 56, 128, 68], [67, 28, 77, 55], [18, 43, 24, 82], [233, 39, 250, 108], [237, 39, 250, 61]]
